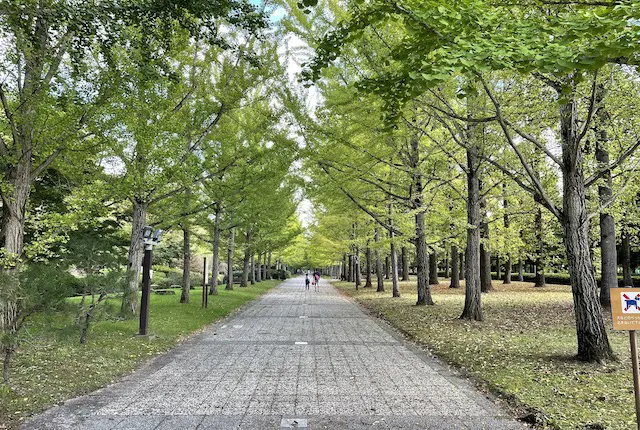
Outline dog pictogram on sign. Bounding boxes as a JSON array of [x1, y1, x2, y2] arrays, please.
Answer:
[[611, 288, 640, 330], [623, 293, 640, 313]]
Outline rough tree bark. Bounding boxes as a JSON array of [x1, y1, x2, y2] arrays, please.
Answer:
[[559, 90, 613, 362], [390, 242, 400, 298], [364, 246, 373, 288], [595, 84, 616, 307], [209, 208, 221, 295], [180, 227, 192, 303], [503, 189, 512, 284], [479, 183, 493, 293], [444, 252, 449, 278], [348, 254, 353, 282], [342, 253, 347, 280], [449, 245, 460, 288], [250, 254, 256, 285], [460, 125, 483, 321], [401, 246, 410, 281], [240, 231, 251, 288], [428, 252, 439, 285], [262, 252, 268, 280], [355, 246, 362, 288], [225, 228, 235, 290], [374, 230, 385, 292], [416, 213, 434, 305], [517, 260, 524, 282], [384, 256, 390, 279], [122, 199, 148, 316]]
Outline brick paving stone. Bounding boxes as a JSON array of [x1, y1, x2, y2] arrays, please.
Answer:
[[22, 277, 528, 429]]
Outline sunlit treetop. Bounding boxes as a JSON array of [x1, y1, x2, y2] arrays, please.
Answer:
[[302, 0, 640, 115]]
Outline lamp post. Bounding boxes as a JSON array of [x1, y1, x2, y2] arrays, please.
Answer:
[[139, 226, 163, 336]]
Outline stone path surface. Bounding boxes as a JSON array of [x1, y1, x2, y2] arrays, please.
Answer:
[[24, 277, 527, 430]]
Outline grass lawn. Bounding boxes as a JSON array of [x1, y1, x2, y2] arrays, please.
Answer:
[[334, 278, 634, 430], [0, 280, 281, 429]]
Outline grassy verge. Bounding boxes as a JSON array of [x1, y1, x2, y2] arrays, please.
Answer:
[[0, 280, 281, 429], [334, 279, 633, 430]]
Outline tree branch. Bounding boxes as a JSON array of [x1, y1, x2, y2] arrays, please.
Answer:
[[585, 138, 640, 187], [319, 164, 404, 236], [480, 78, 562, 219]]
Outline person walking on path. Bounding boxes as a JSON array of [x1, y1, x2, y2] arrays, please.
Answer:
[[313, 270, 320, 292], [305, 273, 310, 290]]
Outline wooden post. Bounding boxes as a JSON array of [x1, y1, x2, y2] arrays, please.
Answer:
[[631, 330, 640, 430], [202, 257, 208, 308]]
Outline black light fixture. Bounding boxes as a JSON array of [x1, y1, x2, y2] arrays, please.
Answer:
[[139, 226, 163, 336], [152, 229, 163, 243], [141, 226, 153, 240]]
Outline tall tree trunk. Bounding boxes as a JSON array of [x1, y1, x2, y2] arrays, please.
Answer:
[[1, 161, 31, 270], [560, 91, 613, 362], [250, 254, 256, 285], [375, 230, 385, 292], [256, 252, 262, 282], [428, 252, 439, 285], [409, 130, 434, 305], [263, 252, 268, 280], [401, 246, 409, 281], [460, 130, 483, 321], [416, 212, 434, 305], [517, 260, 524, 282], [180, 227, 191, 303], [390, 242, 400, 298], [384, 256, 390, 279], [240, 231, 251, 288], [122, 199, 148, 316], [267, 252, 272, 280], [348, 254, 353, 282], [595, 85, 616, 307], [342, 253, 347, 281], [503, 188, 512, 284], [225, 228, 235, 290], [504, 258, 512, 284], [3, 348, 13, 385], [364, 246, 373, 288], [209, 208, 221, 295], [534, 206, 546, 288], [355, 246, 362, 288], [479, 183, 492, 293], [622, 229, 634, 287], [480, 244, 492, 292], [444, 252, 449, 278], [449, 245, 460, 288]]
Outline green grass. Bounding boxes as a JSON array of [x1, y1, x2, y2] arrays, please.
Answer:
[[0, 280, 280, 429], [335, 278, 634, 430]]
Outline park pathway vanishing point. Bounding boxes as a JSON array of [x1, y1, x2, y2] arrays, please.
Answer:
[[24, 277, 527, 430]]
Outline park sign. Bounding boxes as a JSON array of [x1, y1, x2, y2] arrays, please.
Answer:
[[611, 288, 640, 331], [611, 288, 640, 430]]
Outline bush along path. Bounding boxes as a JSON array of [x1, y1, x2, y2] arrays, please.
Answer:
[[335, 279, 635, 430], [0, 281, 281, 430]]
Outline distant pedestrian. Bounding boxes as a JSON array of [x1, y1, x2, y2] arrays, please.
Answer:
[[305, 273, 310, 290], [313, 271, 320, 291]]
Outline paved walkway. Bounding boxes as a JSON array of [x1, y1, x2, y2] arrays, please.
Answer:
[[24, 277, 526, 429]]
